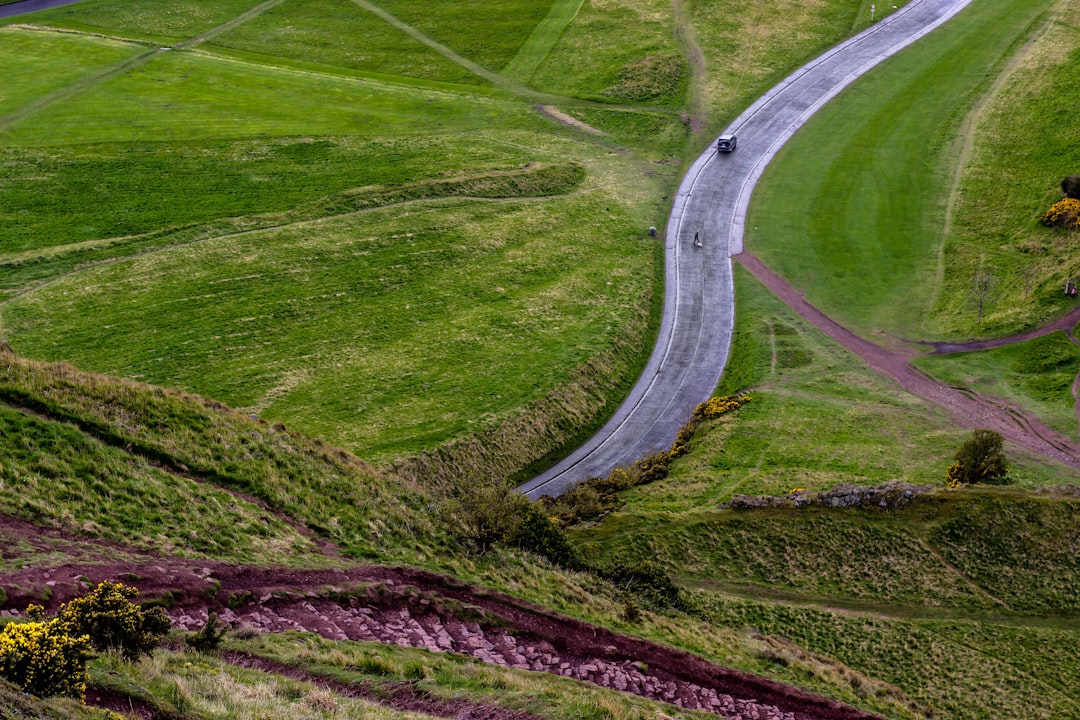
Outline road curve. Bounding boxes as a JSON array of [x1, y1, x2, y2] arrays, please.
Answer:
[[519, 0, 974, 499]]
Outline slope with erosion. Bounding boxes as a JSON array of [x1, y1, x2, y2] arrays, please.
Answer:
[[0, 354, 909, 720], [569, 267, 1080, 718]]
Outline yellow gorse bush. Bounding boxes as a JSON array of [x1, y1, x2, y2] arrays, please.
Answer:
[[0, 618, 92, 699], [1040, 198, 1080, 229], [693, 394, 752, 420]]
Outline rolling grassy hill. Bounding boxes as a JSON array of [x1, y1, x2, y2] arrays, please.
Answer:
[[2, 0, 1080, 719]]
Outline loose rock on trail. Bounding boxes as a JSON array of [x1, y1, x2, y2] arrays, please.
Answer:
[[0, 532, 883, 720]]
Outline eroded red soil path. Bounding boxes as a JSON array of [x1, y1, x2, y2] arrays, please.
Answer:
[[737, 252, 1080, 469], [0, 517, 881, 720]]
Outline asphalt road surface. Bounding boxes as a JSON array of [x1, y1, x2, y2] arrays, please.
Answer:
[[0, 0, 84, 18], [519, 0, 974, 499]]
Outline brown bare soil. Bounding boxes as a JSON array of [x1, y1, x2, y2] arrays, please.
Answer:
[[737, 252, 1080, 469], [0, 519, 881, 720]]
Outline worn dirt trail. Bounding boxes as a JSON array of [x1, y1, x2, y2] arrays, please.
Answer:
[[737, 252, 1080, 470], [0, 517, 881, 720]]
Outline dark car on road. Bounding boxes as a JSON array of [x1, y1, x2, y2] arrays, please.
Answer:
[[716, 134, 737, 153]]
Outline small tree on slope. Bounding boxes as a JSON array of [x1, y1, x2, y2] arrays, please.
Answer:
[[950, 428, 1009, 485]]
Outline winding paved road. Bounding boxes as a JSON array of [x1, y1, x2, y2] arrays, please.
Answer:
[[520, 0, 975, 499]]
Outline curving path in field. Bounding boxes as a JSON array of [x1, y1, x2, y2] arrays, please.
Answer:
[[520, 0, 976, 499]]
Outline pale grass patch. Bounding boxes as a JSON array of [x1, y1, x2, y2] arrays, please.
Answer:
[[117, 650, 428, 720]]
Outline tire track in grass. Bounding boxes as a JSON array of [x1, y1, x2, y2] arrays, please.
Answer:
[[0, 0, 292, 133], [503, 0, 585, 83], [347, 0, 523, 92]]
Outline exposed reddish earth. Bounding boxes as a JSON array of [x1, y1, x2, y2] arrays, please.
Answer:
[[0, 516, 882, 720], [737, 252, 1080, 470]]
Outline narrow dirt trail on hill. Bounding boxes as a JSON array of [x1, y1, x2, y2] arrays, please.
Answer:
[[737, 253, 1080, 469], [0, 533, 884, 720]]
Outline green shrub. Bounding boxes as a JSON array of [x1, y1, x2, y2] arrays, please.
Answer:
[[57, 581, 170, 661], [951, 429, 1009, 485], [441, 480, 583, 570], [185, 613, 227, 654], [0, 618, 92, 699], [505, 502, 586, 571], [597, 560, 687, 611]]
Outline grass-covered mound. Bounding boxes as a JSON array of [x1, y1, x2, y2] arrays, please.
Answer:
[[579, 485, 1080, 616], [0, 350, 442, 563]]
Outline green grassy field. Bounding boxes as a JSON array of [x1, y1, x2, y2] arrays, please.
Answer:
[[746, 0, 1059, 338], [932, 2, 1080, 336], [0, 0, 888, 476], [5, 2, 1080, 718]]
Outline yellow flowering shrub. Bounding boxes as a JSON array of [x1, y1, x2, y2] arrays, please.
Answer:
[[0, 619, 92, 698], [1040, 198, 1080, 229], [57, 581, 171, 661], [693, 394, 752, 420]]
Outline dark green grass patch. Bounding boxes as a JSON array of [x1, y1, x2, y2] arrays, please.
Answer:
[[747, 0, 1057, 337], [0, 404, 324, 565], [912, 332, 1080, 439], [207, 0, 482, 85]]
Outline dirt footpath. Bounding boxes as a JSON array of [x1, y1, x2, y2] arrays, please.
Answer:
[[0, 533, 883, 720], [737, 252, 1080, 470]]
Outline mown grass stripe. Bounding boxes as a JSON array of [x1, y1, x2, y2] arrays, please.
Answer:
[[503, 0, 584, 83], [348, 0, 510, 89]]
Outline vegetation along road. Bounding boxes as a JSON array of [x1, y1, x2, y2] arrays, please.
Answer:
[[520, 0, 975, 499]]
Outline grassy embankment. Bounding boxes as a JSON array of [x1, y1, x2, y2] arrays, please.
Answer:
[[572, 268, 1080, 719], [7, 1, 1079, 719]]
